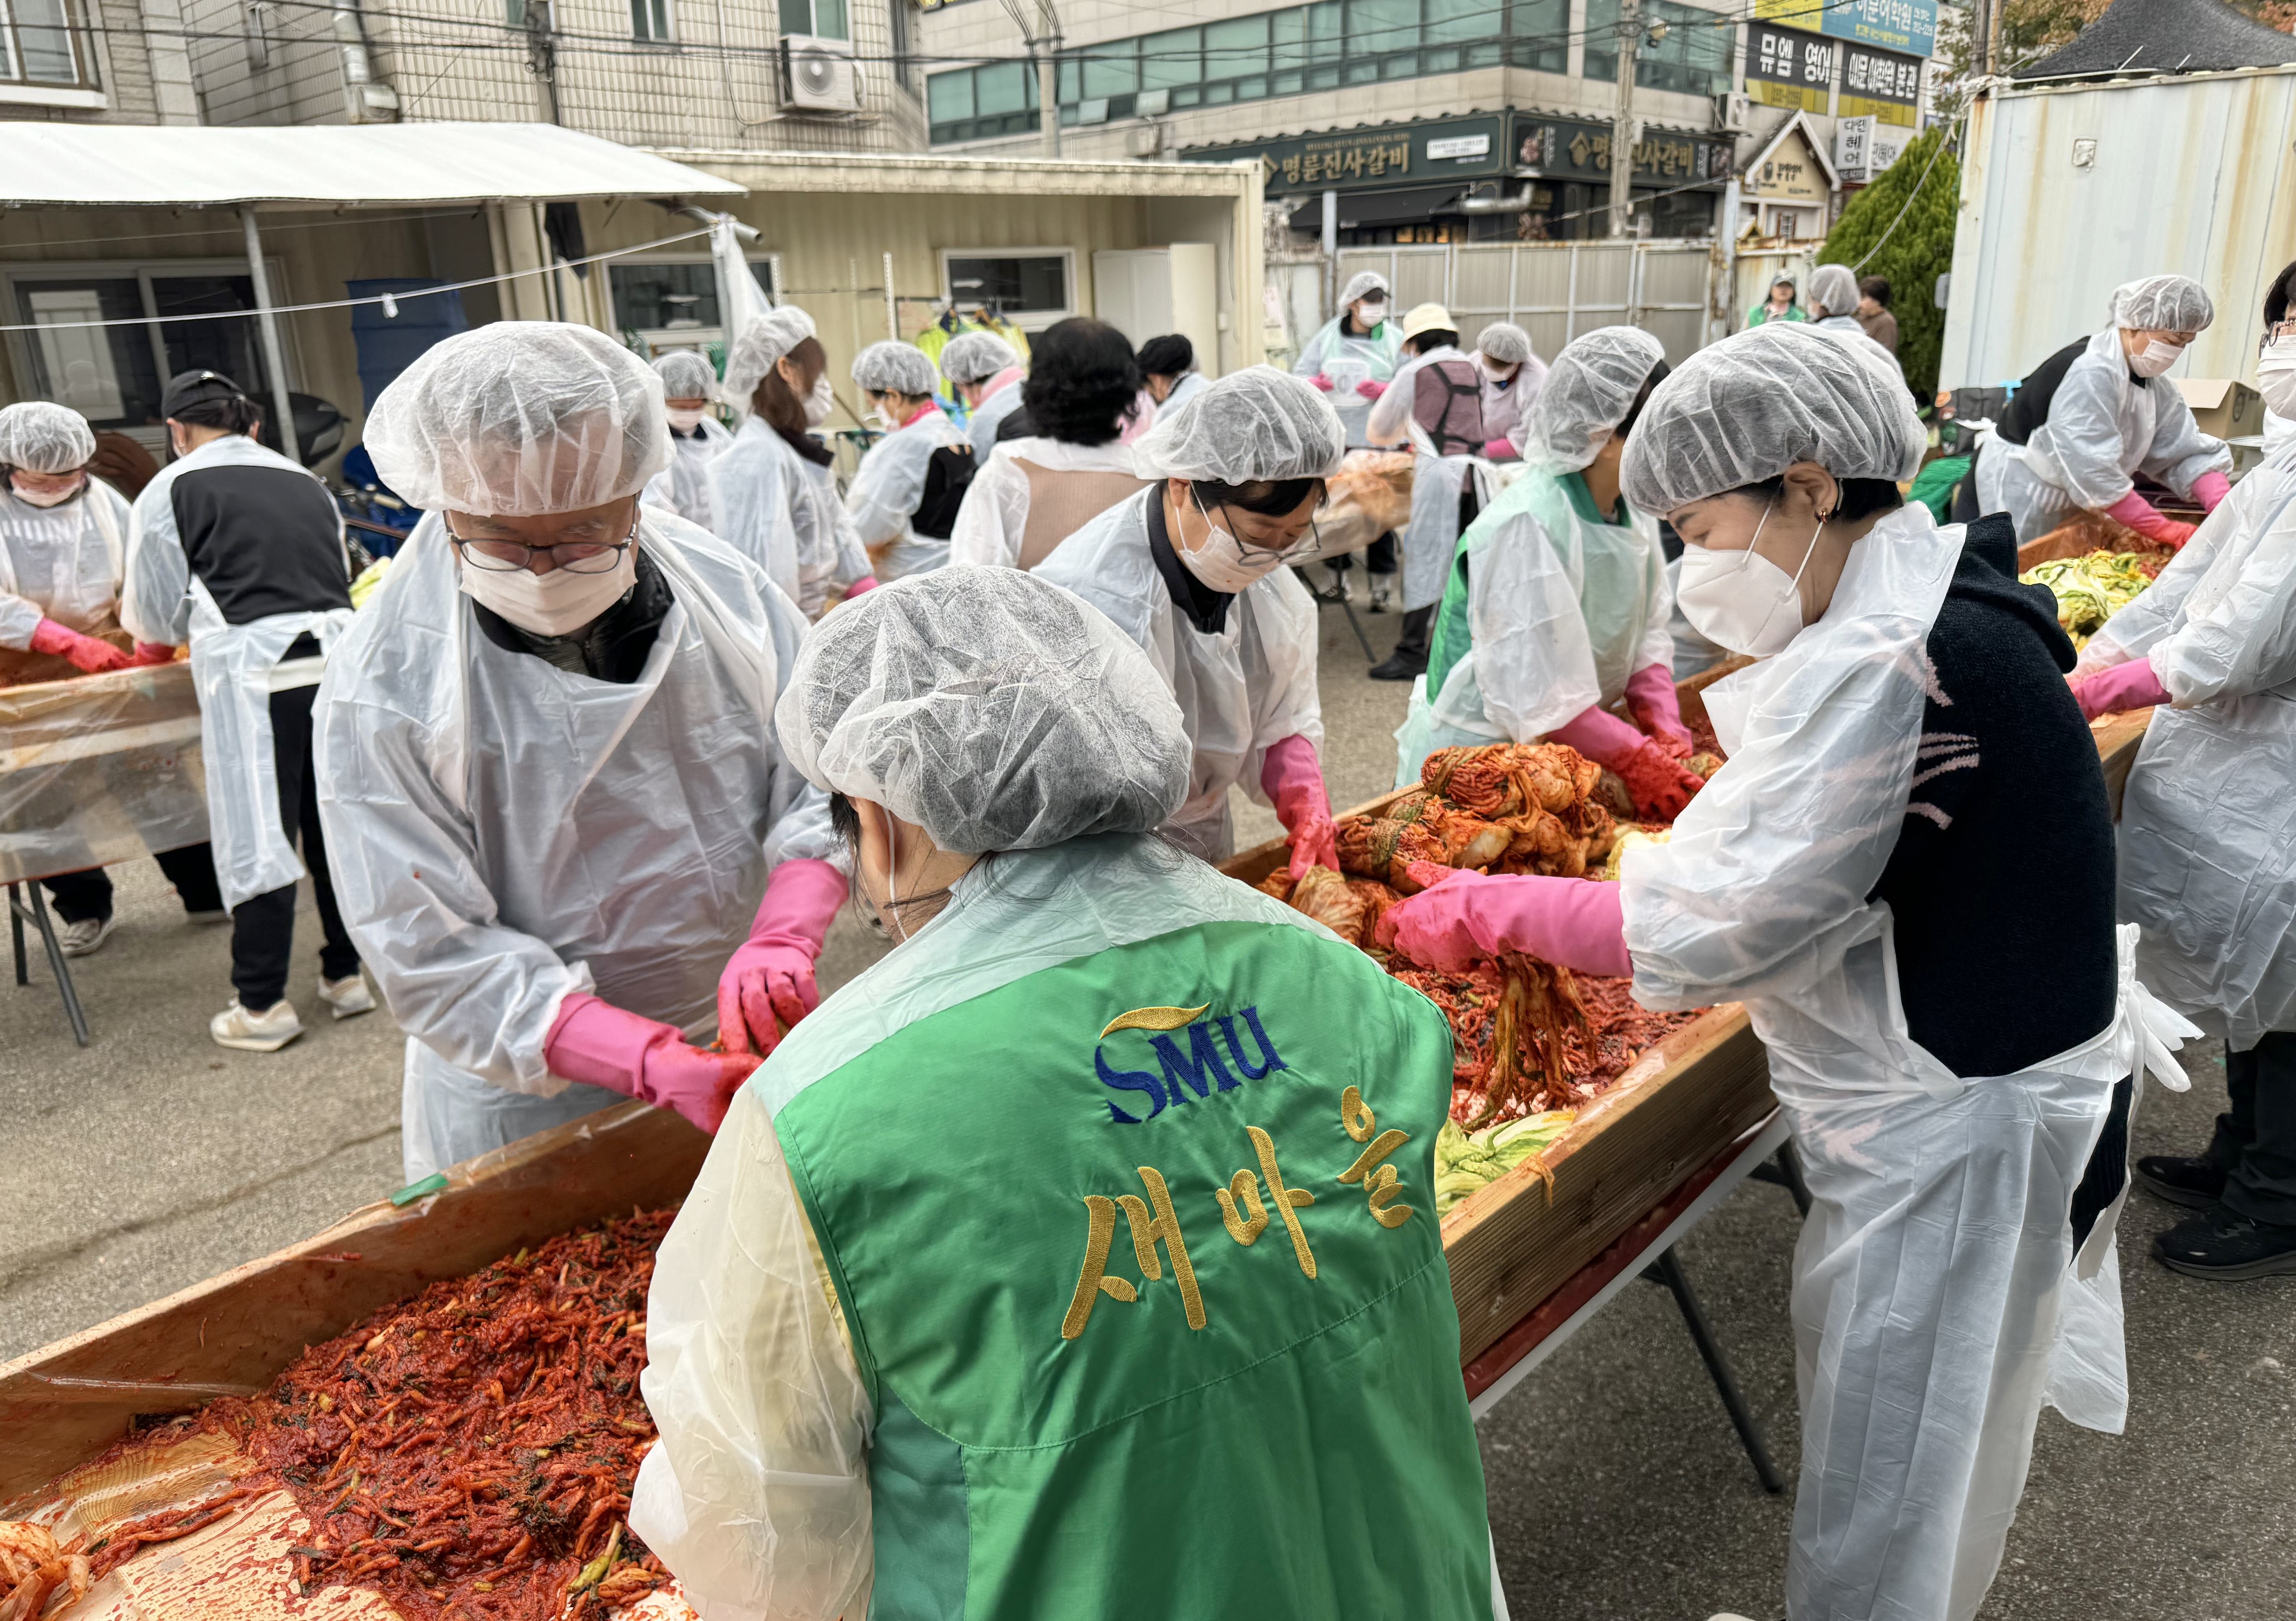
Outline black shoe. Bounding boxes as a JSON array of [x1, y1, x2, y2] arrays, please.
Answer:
[[2152, 1205, 2296, 1280], [1367, 653, 1425, 682], [2135, 1153, 2228, 1210]]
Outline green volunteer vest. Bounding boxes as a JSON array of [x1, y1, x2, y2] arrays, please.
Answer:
[[1422, 467, 1628, 711], [770, 918, 1493, 1621]]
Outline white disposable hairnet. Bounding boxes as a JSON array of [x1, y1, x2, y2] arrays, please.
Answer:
[[1525, 326, 1669, 474], [363, 322, 671, 517], [1620, 321, 1924, 514], [1131, 367, 1345, 484], [2111, 275, 2214, 333], [938, 330, 1019, 384], [774, 566, 1190, 853], [1476, 323, 1533, 366], [723, 306, 817, 409], [652, 350, 717, 400], [0, 401, 95, 474], [1809, 264, 1860, 316], [852, 340, 939, 398], [1338, 271, 1391, 307]]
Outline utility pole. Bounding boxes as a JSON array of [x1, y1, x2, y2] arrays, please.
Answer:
[[1608, 0, 1642, 238], [1005, 0, 1061, 157], [523, 0, 561, 124]]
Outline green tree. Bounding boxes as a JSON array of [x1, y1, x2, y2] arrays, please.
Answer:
[[1818, 125, 1961, 402]]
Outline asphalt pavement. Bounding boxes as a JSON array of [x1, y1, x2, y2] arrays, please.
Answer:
[[3, 577, 2291, 1618]]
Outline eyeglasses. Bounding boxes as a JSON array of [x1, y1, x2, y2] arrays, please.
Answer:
[[447, 515, 638, 574], [1220, 504, 1328, 566]]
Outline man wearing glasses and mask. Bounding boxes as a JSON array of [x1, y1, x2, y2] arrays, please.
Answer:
[[1035, 368, 1345, 874], [314, 324, 847, 1184]]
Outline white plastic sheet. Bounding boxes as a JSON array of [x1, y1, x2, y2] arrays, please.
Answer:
[[0, 659, 209, 886]]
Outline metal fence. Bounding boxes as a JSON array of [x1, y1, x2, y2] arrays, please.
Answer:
[[1333, 240, 1716, 364]]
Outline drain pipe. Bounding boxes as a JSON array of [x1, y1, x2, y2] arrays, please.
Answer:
[[333, 0, 398, 119]]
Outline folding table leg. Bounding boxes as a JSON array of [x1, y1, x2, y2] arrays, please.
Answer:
[[1749, 1138, 1814, 1217], [16, 882, 91, 1047], [9, 882, 25, 987], [1645, 1247, 1784, 1494]]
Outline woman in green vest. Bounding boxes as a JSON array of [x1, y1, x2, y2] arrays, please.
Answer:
[[1395, 326, 1709, 822], [631, 564, 1506, 1621]]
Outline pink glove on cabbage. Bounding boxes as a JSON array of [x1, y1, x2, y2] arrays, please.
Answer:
[[30, 618, 129, 674], [544, 992, 760, 1136], [2103, 489, 2198, 549], [1623, 663, 1695, 758], [2070, 656, 2173, 720], [2193, 470, 2231, 512], [1546, 704, 1646, 770], [1355, 379, 1387, 401], [1261, 732, 1339, 881], [1547, 704, 1705, 819], [1376, 864, 1632, 978], [1482, 437, 1519, 461], [1309, 373, 1335, 392], [844, 576, 880, 598], [717, 858, 846, 1057]]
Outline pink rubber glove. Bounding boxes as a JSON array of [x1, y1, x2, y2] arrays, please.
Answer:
[[1355, 379, 1387, 401], [717, 857, 846, 1057], [1482, 437, 1519, 461], [1623, 663, 1695, 758], [1545, 703, 1646, 770], [544, 992, 760, 1136], [129, 642, 176, 667], [30, 618, 129, 674], [1614, 743, 1707, 821], [844, 576, 879, 598], [2193, 470, 2231, 512], [2102, 489, 2198, 549], [1309, 373, 1335, 392], [1376, 864, 1633, 978], [2070, 656, 2173, 720], [1261, 732, 1339, 881]]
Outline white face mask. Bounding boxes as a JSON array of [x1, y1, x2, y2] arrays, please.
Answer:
[[2260, 334, 2296, 418], [1356, 301, 1387, 327], [804, 375, 835, 426], [866, 400, 895, 431], [1673, 502, 1823, 658], [9, 473, 84, 508], [665, 406, 708, 433], [1480, 357, 1518, 385], [457, 542, 639, 638], [1175, 490, 1305, 594], [2128, 337, 2185, 378]]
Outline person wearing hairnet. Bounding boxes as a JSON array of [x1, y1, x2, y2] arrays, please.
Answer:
[[1378, 321, 2196, 1621], [631, 564, 1507, 1621], [2068, 312, 2296, 1278], [1962, 274, 2231, 546], [123, 369, 368, 1052], [0, 400, 221, 955], [949, 317, 1150, 570], [1804, 264, 1905, 380], [1468, 322, 1548, 461], [636, 350, 732, 532], [705, 306, 877, 618], [1393, 328, 1705, 822], [314, 323, 848, 1184], [1291, 269, 1403, 446], [842, 339, 969, 580], [1363, 303, 1496, 682], [938, 329, 1026, 466], [1033, 369, 1342, 870]]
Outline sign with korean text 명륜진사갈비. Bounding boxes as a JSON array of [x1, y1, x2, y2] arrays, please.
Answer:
[[1184, 115, 1507, 196], [1510, 115, 1733, 187]]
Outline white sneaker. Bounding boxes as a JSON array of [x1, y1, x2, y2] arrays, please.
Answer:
[[211, 999, 304, 1052], [59, 915, 116, 957], [318, 972, 376, 1020]]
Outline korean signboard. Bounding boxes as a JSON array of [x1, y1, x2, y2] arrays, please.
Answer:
[[1840, 42, 1922, 126], [1747, 20, 1835, 116], [1745, 126, 1831, 203], [1186, 115, 1505, 197], [1755, 0, 1937, 58], [1833, 114, 1912, 182], [1510, 115, 1732, 187]]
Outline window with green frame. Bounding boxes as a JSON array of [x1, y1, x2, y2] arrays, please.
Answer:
[[1582, 0, 1732, 96], [927, 58, 1039, 144], [927, 0, 1570, 142]]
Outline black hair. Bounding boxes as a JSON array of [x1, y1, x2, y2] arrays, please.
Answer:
[[1187, 475, 1324, 517], [170, 393, 262, 435], [1407, 329, 1459, 356], [1137, 333, 1193, 377], [2265, 259, 2296, 326], [1858, 274, 1891, 307], [826, 789, 989, 931], [1616, 358, 1672, 440], [1730, 472, 1904, 521], [1020, 317, 1141, 446]]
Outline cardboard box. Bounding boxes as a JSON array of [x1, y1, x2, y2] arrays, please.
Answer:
[[2173, 377, 2264, 441]]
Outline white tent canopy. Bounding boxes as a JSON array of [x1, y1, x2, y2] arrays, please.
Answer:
[[0, 121, 742, 209]]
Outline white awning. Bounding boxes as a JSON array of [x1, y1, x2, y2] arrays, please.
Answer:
[[0, 121, 745, 209]]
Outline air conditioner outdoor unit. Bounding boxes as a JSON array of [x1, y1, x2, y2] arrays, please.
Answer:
[[784, 35, 861, 112], [1712, 91, 1749, 133]]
